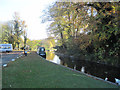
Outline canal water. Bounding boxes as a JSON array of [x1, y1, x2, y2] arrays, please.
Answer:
[[46, 51, 120, 83]]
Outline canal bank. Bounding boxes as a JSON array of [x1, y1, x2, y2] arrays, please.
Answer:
[[2, 51, 119, 88], [46, 51, 120, 85], [3, 51, 118, 88]]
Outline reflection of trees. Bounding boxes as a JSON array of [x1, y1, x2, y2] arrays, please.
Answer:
[[59, 56, 76, 69], [46, 51, 55, 60]]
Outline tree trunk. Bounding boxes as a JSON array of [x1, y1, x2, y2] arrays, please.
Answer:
[[18, 42, 19, 50], [68, 11, 71, 38]]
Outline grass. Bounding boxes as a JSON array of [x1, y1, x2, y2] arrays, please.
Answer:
[[2, 51, 119, 88]]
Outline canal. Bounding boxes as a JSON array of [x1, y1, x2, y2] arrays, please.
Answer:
[[46, 51, 120, 84]]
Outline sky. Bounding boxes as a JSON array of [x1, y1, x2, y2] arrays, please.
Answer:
[[0, 0, 56, 40]]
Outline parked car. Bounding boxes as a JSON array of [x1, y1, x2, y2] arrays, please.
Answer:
[[0, 44, 13, 52], [37, 47, 46, 58]]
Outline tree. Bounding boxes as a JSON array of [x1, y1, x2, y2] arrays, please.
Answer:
[[1, 21, 16, 46], [42, 1, 120, 66], [21, 21, 27, 49], [13, 12, 27, 50], [1, 12, 28, 50]]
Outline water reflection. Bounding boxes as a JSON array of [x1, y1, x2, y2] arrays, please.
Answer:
[[46, 51, 120, 83], [74, 65, 76, 70], [51, 55, 60, 64], [46, 51, 55, 60], [81, 66, 85, 73]]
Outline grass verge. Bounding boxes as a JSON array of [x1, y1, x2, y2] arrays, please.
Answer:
[[2, 51, 119, 88]]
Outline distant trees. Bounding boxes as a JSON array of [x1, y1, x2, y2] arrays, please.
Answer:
[[26, 39, 42, 51], [37, 37, 55, 50], [42, 2, 120, 66], [1, 12, 27, 50]]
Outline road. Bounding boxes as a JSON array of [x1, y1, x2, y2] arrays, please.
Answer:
[[0, 51, 23, 65]]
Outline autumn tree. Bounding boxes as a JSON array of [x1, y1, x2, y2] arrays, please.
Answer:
[[42, 1, 120, 66], [13, 12, 28, 50], [1, 12, 28, 50]]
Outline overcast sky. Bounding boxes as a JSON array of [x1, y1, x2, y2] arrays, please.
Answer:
[[0, 0, 56, 40]]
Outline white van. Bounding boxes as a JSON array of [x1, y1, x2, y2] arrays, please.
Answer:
[[0, 44, 13, 52]]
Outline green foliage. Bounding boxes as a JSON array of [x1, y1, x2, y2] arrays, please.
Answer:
[[26, 37, 55, 51], [26, 39, 42, 51]]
